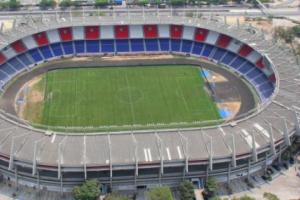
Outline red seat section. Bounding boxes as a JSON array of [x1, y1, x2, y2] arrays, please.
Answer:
[[238, 45, 253, 57], [256, 57, 265, 69], [170, 25, 183, 39], [216, 34, 231, 48], [143, 25, 158, 38], [0, 53, 6, 65], [115, 25, 129, 39], [59, 27, 73, 41], [33, 32, 49, 46], [11, 40, 27, 53], [194, 28, 209, 42], [85, 26, 100, 40], [268, 74, 276, 83]]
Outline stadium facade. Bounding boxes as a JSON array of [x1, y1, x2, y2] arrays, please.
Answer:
[[0, 11, 297, 192]]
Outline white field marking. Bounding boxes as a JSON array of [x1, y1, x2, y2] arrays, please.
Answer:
[[218, 126, 226, 136], [144, 148, 149, 162], [177, 146, 183, 159], [253, 123, 270, 138], [166, 147, 171, 161], [241, 129, 260, 148], [147, 148, 152, 162], [51, 134, 56, 143]]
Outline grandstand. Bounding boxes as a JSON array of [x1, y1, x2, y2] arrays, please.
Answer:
[[0, 10, 296, 192]]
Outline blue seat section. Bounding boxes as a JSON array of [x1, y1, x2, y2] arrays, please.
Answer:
[[237, 62, 253, 74], [262, 89, 273, 99], [145, 39, 159, 51], [192, 42, 204, 55], [159, 39, 170, 51], [39, 46, 53, 59], [86, 40, 100, 53], [230, 57, 245, 69], [8, 58, 25, 71], [246, 68, 262, 80], [171, 39, 181, 52], [62, 41, 74, 55], [74, 40, 85, 54], [17, 53, 32, 66], [130, 39, 144, 52], [202, 44, 214, 57], [28, 48, 43, 62], [1, 63, 16, 75], [0, 70, 8, 82], [101, 40, 114, 53], [116, 40, 130, 52], [258, 82, 273, 92], [212, 48, 226, 61], [252, 74, 268, 86], [181, 40, 192, 53], [221, 51, 236, 65], [50, 43, 64, 57]]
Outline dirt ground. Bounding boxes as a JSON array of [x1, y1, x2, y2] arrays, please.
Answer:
[[222, 167, 300, 200]]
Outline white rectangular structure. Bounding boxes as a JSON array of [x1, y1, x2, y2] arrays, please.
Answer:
[[158, 24, 169, 38], [205, 31, 219, 45], [246, 50, 261, 64], [22, 36, 37, 50], [72, 26, 84, 40], [2, 47, 16, 60], [182, 26, 195, 40], [100, 25, 114, 39], [129, 25, 143, 38], [46, 29, 61, 43], [227, 39, 243, 53]]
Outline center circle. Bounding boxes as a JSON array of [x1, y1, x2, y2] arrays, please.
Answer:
[[117, 87, 144, 104]]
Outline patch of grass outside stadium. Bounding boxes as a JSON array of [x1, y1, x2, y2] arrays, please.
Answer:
[[25, 65, 221, 132]]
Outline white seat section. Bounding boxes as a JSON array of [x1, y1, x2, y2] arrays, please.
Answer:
[[2, 47, 16, 60], [129, 25, 143, 38], [46, 29, 61, 43], [247, 50, 261, 64], [22, 36, 37, 50], [205, 31, 219, 45], [158, 24, 169, 38], [72, 26, 84, 40], [182, 26, 195, 40], [100, 25, 114, 39], [227, 39, 243, 53]]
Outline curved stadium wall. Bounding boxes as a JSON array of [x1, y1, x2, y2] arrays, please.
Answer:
[[0, 15, 297, 192]]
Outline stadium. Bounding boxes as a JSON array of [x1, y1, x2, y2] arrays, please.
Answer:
[[0, 10, 297, 193]]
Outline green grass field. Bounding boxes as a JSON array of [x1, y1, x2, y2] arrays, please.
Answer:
[[27, 65, 220, 129]]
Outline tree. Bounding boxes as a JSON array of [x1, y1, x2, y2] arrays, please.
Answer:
[[59, 0, 72, 8], [8, 0, 20, 10], [147, 187, 173, 200], [170, 0, 184, 6], [95, 0, 109, 7], [232, 195, 256, 200], [274, 27, 295, 44], [263, 192, 280, 200], [137, 0, 149, 6], [178, 181, 195, 200], [105, 192, 131, 200], [39, 0, 56, 9], [72, 179, 101, 200], [204, 177, 217, 197]]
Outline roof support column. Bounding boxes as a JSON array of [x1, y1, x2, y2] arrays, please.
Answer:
[[209, 136, 213, 171], [251, 132, 258, 162], [83, 135, 87, 180], [108, 134, 112, 188], [268, 123, 276, 156], [247, 159, 251, 180], [283, 118, 291, 146], [293, 110, 300, 136], [131, 132, 138, 186], [227, 162, 231, 185], [231, 135, 237, 168], [14, 167, 18, 191]]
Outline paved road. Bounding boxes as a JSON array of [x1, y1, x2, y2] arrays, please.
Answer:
[[0, 7, 298, 19]]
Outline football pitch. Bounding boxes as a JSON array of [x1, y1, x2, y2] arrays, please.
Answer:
[[32, 65, 220, 129]]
